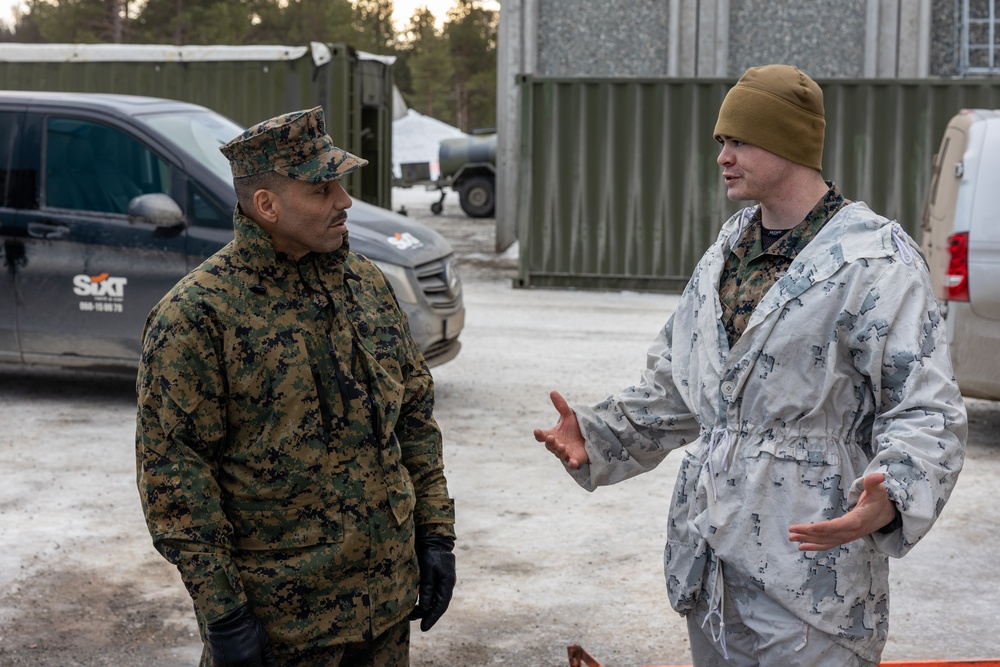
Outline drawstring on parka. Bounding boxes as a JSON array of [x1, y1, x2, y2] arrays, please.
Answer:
[[736, 206, 754, 240], [701, 557, 731, 660], [701, 202, 746, 655], [704, 426, 735, 501], [890, 224, 915, 266], [700, 424, 736, 658]]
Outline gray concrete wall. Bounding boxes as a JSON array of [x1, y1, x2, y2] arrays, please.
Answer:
[[496, 0, 961, 251], [930, 0, 959, 76], [536, 0, 670, 76], [930, 0, 958, 77], [509, 1, 957, 91], [530, 0, 944, 81], [729, 0, 867, 77]]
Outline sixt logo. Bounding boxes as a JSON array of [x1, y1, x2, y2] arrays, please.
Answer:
[[386, 232, 424, 251], [73, 272, 128, 298]]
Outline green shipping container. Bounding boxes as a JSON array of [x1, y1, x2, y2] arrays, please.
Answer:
[[515, 76, 1000, 293], [0, 42, 394, 208]]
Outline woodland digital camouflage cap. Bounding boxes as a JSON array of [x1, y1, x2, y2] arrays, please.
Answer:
[[219, 106, 368, 182]]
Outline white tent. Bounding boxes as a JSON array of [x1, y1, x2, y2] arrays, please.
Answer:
[[391, 107, 466, 180]]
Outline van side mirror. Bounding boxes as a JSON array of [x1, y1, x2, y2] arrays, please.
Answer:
[[127, 193, 186, 229]]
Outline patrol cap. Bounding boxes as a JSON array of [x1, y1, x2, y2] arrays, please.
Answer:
[[219, 106, 368, 182]]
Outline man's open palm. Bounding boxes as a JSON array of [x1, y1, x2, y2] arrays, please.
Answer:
[[534, 391, 590, 469], [788, 473, 898, 551]]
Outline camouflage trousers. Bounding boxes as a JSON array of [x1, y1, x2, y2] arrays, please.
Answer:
[[282, 616, 410, 666], [685, 565, 877, 667]]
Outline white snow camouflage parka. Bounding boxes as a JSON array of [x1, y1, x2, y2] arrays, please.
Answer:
[[567, 201, 967, 661]]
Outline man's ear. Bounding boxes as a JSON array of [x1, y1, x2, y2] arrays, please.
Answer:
[[253, 188, 279, 224]]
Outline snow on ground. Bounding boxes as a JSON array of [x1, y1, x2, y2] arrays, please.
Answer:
[[3, 200, 1000, 665]]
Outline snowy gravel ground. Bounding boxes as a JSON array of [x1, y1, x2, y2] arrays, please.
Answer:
[[0, 188, 997, 666]]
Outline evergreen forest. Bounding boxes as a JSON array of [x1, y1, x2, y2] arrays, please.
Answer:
[[0, 0, 497, 132]]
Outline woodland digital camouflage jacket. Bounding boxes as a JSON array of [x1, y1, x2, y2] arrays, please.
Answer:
[[136, 212, 455, 662], [566, 202, 966, 662]]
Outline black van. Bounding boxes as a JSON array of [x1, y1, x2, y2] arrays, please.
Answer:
[[0, 91, 464, 371]]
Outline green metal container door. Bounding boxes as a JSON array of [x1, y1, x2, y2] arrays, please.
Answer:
[[0, 43, 393, 208], [515, 76, 1000, 293]]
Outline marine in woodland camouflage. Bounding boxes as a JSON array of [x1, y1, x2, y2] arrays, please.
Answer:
[[562, 201, 967, 662], [718, 182, 849, 348], [135, 212, 455, 665]]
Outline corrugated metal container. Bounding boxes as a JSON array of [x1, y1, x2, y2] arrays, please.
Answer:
[[515, 76, 1000, 292], [0, 42, 394, 208]]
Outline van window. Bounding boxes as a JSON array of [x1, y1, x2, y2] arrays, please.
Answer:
[[137, 110, 242, 185], [0, 111, 35, 210], [45, 118, 171, 214], [0, 112, 13, 207], [189, 182, 232, 230]]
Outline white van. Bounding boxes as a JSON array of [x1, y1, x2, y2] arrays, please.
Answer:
[[920, 109, 1000, 400]]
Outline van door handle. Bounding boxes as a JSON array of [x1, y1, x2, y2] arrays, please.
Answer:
[[27, 221, 70, 240]]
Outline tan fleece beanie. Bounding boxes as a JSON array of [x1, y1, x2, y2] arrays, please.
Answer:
[[713, 64, 826, 171]]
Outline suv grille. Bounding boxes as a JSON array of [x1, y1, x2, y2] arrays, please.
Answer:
[[416, 256, 461, 311]]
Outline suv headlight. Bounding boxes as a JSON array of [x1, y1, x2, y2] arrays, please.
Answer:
[[371, 260, 421, 304]]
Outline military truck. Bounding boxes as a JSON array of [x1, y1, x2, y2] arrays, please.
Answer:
[[437, 133, 496, 218], [397, 132, 496, 219]]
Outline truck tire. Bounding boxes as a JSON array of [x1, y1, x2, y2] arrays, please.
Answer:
[[458, 176, 495, 218]]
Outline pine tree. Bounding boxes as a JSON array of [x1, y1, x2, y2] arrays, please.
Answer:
[[132, 0, 256, 45], [400, 6, 454, 120], [4, 0, 499, 133], [19, 0, 128, 43], [352, 0, 395, 54], [249, 0, 354, 46], [443, 0, 497, 131]]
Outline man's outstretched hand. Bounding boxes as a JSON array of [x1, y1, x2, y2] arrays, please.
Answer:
[[788, 473, 899, 551], [533, 391, 589, 469]]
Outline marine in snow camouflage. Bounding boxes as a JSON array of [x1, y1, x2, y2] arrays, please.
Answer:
[[135, 212, 455, 666], [563, 202, 966, 663]]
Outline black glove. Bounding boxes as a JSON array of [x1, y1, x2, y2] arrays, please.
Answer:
[[408, 534, 456, 632], [206, 603, 280, 667]]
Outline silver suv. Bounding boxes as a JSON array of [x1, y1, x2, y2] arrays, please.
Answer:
[[0, 91, 464, 370]]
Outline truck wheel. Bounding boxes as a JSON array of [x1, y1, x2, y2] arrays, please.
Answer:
[[458, 176, 495, 218]]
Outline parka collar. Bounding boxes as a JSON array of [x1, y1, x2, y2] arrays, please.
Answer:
[[730, 182, 847, 264], [738, 201, 897, 336], [231, 208, 349, 291]]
